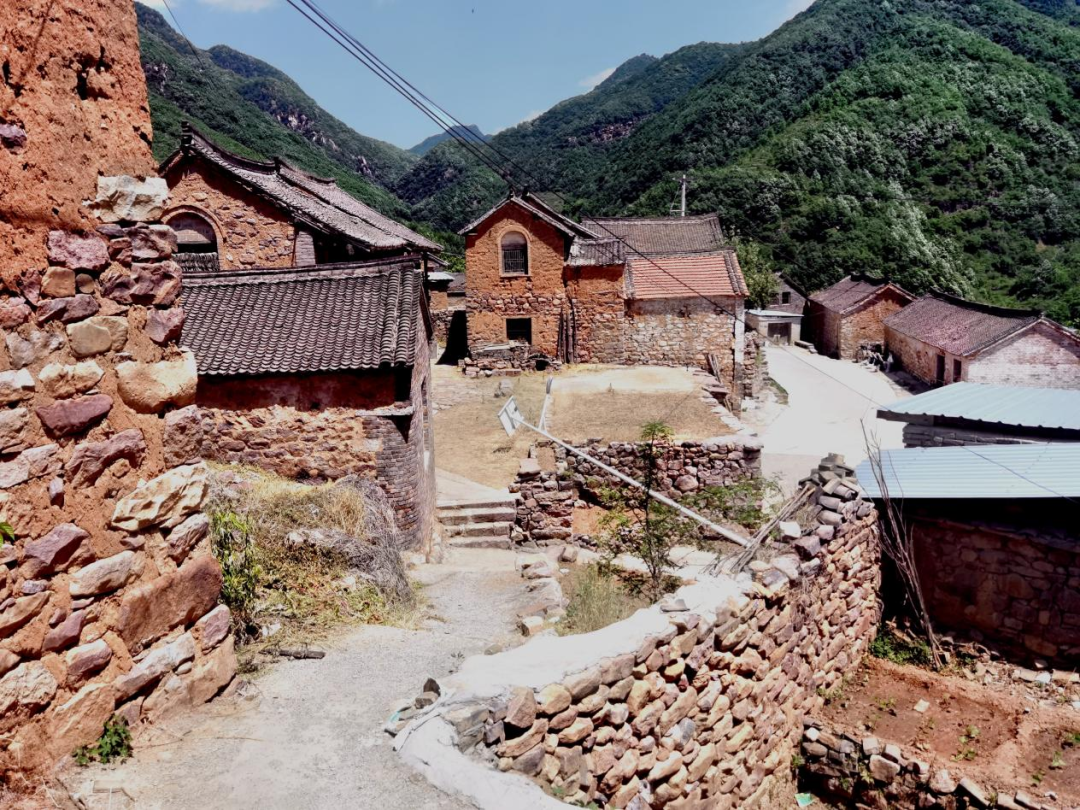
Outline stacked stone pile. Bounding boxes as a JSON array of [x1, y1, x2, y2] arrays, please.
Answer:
[[0, 178, 234, 778], [399, 458, 881, 808], [510, 458, 576, 546], [461, 343, 562, 377], [516, 556, 568, 637]]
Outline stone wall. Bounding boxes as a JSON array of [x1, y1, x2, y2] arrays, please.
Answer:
[[839, 291, 909, 360], [966, 321, 1080, 390], [0, 0, 233, 780], [900, 422, 1061, 448], [396, 464, 881, 809], [163, 162, 298, 270], [565, 265, 627, 365]]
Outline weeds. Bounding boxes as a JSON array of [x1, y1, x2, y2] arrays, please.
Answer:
[[952, 726, 980, 762], [817, 677, 848, 706], [0, 521, 13, 546], [210, 510, 262, 635], [558, 565, 646, 636], [1063, 731, 1080, 747], [1051, 750, 1065, 770], [870, 627, 933, 667], [74, 717, 132, 766], [1032, 770, 1045, 786]]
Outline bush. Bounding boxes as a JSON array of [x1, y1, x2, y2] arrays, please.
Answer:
[[870, 627, 933, 667], [74, 716, 132, 766], [210, 510, 262, 636]]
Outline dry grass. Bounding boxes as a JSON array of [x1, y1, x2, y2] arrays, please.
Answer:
[[557, 564, 649, 636], [432, 371, 548, 489], [547, 390, 731, 443]]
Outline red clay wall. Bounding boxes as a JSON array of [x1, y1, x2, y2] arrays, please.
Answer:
[[465, 205, 568, 357], [163, 163, 298, 270], [839, 292, 908, 359], [967, 322, 1080, 390]]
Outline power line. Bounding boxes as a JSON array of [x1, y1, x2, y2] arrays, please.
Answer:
[[270, 0, 1078, 505]]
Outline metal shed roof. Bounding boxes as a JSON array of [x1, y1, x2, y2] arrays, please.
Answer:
[[855, 443, 1080, 500], [878, 383, 1080, 432]]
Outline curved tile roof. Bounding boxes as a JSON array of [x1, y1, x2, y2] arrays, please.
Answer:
[[809, 275, 914, 314], [182, 258, 425, 375], [582, 214, 725, 256], [884, 292, 1042, 357]]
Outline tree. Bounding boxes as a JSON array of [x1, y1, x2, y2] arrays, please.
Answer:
[[735, 238, 779, 310]]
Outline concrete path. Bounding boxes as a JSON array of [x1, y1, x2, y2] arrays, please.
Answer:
[[751, 345, 910, 493], [73, 549, 531, 810]]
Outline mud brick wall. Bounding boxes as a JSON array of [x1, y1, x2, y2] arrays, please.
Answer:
[[401, 470, 881, 809], [965, 321, 1080, 390], [565, 265, 626, 365], [0, 0, 233, 780], [839, 292, 908, 360]]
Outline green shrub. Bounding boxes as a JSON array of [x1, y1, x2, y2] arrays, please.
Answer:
[[210, 510, 262, 635], [74, 716, 132, 766], [870, 628, 933, 667]]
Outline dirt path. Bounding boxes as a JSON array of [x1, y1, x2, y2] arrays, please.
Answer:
[[70, 550, 531, 810]]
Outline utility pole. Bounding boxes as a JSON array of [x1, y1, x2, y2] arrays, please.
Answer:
[[680, 174, 687, 217]]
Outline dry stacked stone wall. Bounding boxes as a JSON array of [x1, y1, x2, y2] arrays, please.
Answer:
[[404, 462, 880, 809], [0, 0, 233, 779]]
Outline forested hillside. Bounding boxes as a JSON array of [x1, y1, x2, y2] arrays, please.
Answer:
[[135, 2, 415, 215]]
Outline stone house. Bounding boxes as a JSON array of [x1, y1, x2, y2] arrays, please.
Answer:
[[771, 273, 808, 315], [159, 123, 442, 272], [857, 444, 1080, 664], [806, 274, 915, 359], [181, 257, 436, 550], [461, 193, 753, 395], [884, 291, 1080, 389]]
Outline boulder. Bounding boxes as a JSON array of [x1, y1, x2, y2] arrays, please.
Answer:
[[0, 444, 59, 489], [166, 512, 209, 563], [6, 329, 63, 369], [41, 267, 76, 298], [130, 261, 181, 306], [506, 687, 538, 730], [37, 361, 104, 399], [0, 408, 29, 453], [113, 632, 195, 700], [48, 683, 117, 758], [118, 554, 223, 651], [23, 523, 91, 577], [69, 551, 136, 597], [0, 297, 31, 329], [0, 369, 35, 404], [537, 684, 572, 715], [46, 231, 110, 272], [90, 176, 169, 223], [65, 639, 113, 684], [164, 405, 203, 467], [74, 315, 129, 352], [66, 429, 146, 488], [116, 351, 197, 413], [188, 636, 236, 705], [146, 306, 186, 345], [36, 294, 99, 324], [0, 592, 50, 639], [35, 394, 113, 437], [111, 462, 208, 531], [194, 605, 232, 653], [0, 661, 58, 721]]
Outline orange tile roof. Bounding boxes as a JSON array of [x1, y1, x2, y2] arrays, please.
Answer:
[[626, 251, 747, 300]]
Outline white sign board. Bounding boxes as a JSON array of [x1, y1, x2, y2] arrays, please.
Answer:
[[497, 396, 523, 437]]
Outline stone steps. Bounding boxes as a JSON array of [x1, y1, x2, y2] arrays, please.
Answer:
[[443, 520, 515, 539], [437, 506, 517, 526], [435, 469, 518, 548]]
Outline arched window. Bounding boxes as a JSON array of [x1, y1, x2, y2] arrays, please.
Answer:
[[167, 211, 219, 273], [500, 231, 528, 275]]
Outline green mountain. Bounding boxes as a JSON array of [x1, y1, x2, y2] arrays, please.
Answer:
[[409, 125, 489, 156], [135, 2, 415, 215]]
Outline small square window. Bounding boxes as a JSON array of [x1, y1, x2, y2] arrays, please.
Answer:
[[781, 291, 791, 305], [506, 317, 532, 344]]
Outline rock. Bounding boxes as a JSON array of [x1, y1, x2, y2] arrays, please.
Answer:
[[76, 273, 95, 294], [0, 444, 59, 489], [118, 554, 223, 651], [194, 605, 231, 653], [90, 175, 170, 223], [69, 551, 136, 597], [0, 592, 50, 639], [81, 315, 129, 351], [116, 351, 197, 413], [913, 699, 930, 713], [36, 394, 113, 437], [66, 321, 113, 357], [564, 667, 602, 700], [958, 778, 989, 807], [521, 559, 555, 580], [128, 224, 177, 261], [36, 294, 100, 324], [131, 261, 182, 306], [23, 523, 91, 577], [537, 684, 572, 716], [48, 477, 64, 506], [167, 512, 210, 563], [146, 307, 186, 344], [188, 636, 236, 705], [0, 661, 58, 719], [38, 361, 105, 399], [559, 545, 579, 563], [511, 743, 546, 776], [113, 632, 195, 700], [6, 329, 63, 369], [519, 615, 544, 636], [558, 717, 594, 744], [47, 683, 117, 757], [862, 736, 881, 756], [0, 651, 18, 677], [778, 520, 801, 539], [0, 369, 35, 405], [47, 231, 110, 272], [794, 536, 821, 559], [506, 687, 538, 729], [497, 718, 548, 758], [675, 475, 698, 493], [0, 123, 27, 150], [518, 458, 541, 478], [42, 610, 87, 653], [66, 429, 146, 488], [111, 462, 208, 531], [41, 267, 76, 298], [0, 408, 29, 453], [0, 297, 31, 329], [65, 639, 113, 684], [929, 768, 956, 794], [164, 405, 203, 467], [869, 753, 901, 782]]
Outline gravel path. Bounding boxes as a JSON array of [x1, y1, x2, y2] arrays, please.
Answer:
[[71, 549, 529, 810]]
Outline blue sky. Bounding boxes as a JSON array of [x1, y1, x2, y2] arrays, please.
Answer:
[[144, 0, 813, 150]]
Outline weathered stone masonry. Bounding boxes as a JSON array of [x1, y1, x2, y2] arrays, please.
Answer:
[[0, 0, 233, 779], [398, 467, 880, 809]]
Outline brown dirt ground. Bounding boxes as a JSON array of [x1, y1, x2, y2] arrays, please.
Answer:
[[547, 390, 731, 443], [822, 658, 1080, 802]]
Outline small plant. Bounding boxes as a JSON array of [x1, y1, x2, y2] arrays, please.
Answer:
[[817, 677, 848, 706], [1063, 731, 1080, 747], [74, 717, 132, 766], [1031, 770, 1045, 786], [0, 521, 13, 546], [791, 753, 805, 772], [1050, 750, 1065, 770], [952, 726, 980, 762], [870, 627, 933, 667], [210, 510, 262, 634], [874, 696, 897, 712]]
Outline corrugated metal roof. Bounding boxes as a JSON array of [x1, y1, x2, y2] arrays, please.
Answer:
[[879, 383, 1080, 431], [855, 443, 1080, 500]]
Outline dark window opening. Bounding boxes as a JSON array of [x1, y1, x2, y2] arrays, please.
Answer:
[[781, 291, 791, 305], [953, 359, 962, 381], [935, 354, 946, 385], [501, 232, 529, 275], [168, 212, 220, 273], [506, 318, 532, 344], [394, 367, 413, 403]]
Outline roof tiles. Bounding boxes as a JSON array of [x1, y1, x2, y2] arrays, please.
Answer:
[[884, 292, 1042, 356], [810, 275, 914, 314], [626, 251, 748, 300], [582, 214, 725, 256]]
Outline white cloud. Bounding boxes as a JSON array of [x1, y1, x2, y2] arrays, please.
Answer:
[[579, 67, 616, 90], [196, 0, 276, 11], [140, 0, 171, 9], [783, 0, 814, 20]]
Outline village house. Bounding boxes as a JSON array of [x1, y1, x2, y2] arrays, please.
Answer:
[[181, 257, 436, 549], [806, 274, 915, 359], [160, 123, 442, 272], [878, 382, 1080, 447], [460, 192, 756, 397], [745, 273, 808, 346], [857, 443, 1080, 665], [883, 291, 1080, 389]]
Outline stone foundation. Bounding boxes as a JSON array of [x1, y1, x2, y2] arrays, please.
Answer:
[[396, 462, 880, 809]]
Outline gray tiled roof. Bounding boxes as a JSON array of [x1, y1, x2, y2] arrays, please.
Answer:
[[182, 257, 426, 376], [580, 214, 725, 256], [883, 292, 1044, 357], [809, 274, 914, 314], [459, 192, 598, 240], [568, 238, 626, 266], [163, 125, 441, 253]]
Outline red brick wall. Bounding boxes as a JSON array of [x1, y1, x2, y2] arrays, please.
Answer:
[[163, 163, 298, 270], [839, 291, 909, 359], [967, 322, 1080, 389], [465, 205, 568, 357]]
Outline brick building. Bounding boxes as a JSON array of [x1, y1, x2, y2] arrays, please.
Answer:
[[182, 257, 436, 549], [460, 193, 754, 395], [160, 124, 442, 272], [806, 274, 915, 359], [883, 292, 1080, 389]]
